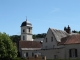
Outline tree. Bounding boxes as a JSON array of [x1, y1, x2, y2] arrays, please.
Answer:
[[0, 32, 17, 60], [10, 35, 20, 43], [72, 30, 78, 33], [33, 33, 46, 39], [79, 31, 80, 34], [10, 35, 21, 57]]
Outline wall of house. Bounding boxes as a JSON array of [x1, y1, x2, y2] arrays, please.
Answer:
[[42, 29, 58, 49], [20, 43, 80, 59], [65, 44, 80, 59], [21, 48, 65, 59], [42, 28, 64, 49], [22, 50, 33, 57], [40, 48, 65, 59]]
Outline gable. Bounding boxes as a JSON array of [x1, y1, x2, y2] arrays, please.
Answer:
[[42, 28, 58, 49], [43, 28, 56, 42]]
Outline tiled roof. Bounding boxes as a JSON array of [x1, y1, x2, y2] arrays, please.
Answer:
[[50, 28, 69, 42], [19, 41, 42, 48], [58, 34, 80, 45]]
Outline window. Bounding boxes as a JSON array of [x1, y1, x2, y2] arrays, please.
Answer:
[[45, 38, 47, 42], [51, 37, 53, 42], [69, 49, 77, 58], [26, 52, 28, 57], [24, 53, 26, 57], [23, 36, 25, 40], [29, 28, 30, 32], [54, 55, 57, 59], [23, 29, 25, 32]]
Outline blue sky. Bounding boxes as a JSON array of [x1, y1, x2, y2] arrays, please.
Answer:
[[0, 0, 80, 35]]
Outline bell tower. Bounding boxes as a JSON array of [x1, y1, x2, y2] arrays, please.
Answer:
[[20, 19, 33, 41]]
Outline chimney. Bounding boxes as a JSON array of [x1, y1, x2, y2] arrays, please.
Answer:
[[64, 27, 66, 31], [64, 25, 71, 34]]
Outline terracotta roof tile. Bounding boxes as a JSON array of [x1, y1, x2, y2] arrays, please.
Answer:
[[58, 34, 80, 45], [19, 41, 42, 48]]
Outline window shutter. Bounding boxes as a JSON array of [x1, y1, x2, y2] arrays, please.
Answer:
[[75, 49, 77, 57], [69, 49, 71, 57]]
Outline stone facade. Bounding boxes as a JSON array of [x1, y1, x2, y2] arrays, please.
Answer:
[[19, 20, 80, 59]]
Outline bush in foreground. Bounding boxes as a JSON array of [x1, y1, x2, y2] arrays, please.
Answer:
[[0, 32, 17, 59]]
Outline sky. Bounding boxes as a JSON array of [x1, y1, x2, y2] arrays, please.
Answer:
[[0, 0, 80, 35]]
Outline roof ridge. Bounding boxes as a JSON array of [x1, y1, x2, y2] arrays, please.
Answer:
[[50, 28, 67, 33]]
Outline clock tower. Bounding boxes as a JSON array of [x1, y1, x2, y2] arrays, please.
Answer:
[[20, 19, 33, 41]]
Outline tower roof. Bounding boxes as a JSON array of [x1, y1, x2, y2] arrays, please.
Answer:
[[21, 20, 32, 27]]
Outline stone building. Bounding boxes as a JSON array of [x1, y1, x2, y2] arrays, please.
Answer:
[[19, 19, 80, 59]]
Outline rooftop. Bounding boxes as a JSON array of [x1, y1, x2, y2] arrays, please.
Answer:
[[19, 41, 42, 48]]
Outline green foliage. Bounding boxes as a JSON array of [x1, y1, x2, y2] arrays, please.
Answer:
[[33, 33, 46, 39], [10, 35, 20, 52], [12, 57, 26, 60], [78, 31, 80, 34], [0, 32, 17, 59], [72, 30, 80, 34], [10, 33, 46, 42], [10, 35, 20, 43]]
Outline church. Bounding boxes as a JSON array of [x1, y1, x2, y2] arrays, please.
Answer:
[[19, 19, 80, 59]]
